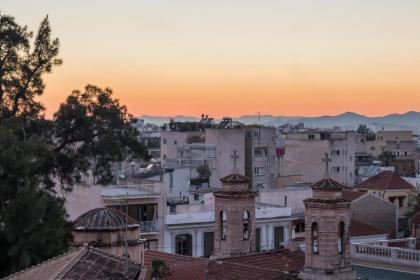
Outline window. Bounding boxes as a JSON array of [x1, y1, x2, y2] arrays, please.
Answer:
[[331, 150, 340, 156], [174, 140, 177, 145], [252, 131, 260, 138], [308, 134, 315, 140], [254, 166, 266, 176], [163, 154, 167, 160], [194, 193, 200, 201], [331, 166, 340, 173], [284, 195, 288, 207], [254, 147, 267, 157], [398, 197, 404, 208], [175, 234, 192, 256], [220, 211, 227, 241], [118, 203, 157, 222], [255, 228, 261, 252], [162, 138, 167, 144], [338, 222, 345, 254], [243, 211, 250, 240], [203, 232, 214, 258], [311, 222, 319, 254], [274, 226, 284, 249], [295, 222, 305, 233]]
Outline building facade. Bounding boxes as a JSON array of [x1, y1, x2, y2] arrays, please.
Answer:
[[280, 130, 356, 187]]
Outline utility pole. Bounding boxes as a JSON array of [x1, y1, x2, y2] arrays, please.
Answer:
[[123, 193, 129, 276]]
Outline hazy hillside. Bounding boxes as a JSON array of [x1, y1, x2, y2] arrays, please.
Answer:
[[138, 111, 420, 133]]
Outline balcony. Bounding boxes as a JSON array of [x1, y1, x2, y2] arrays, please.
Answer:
[[351, 238, 420, 272], [140, 220, 160, 233]]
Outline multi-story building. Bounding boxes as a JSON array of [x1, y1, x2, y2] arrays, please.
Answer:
[[280, 130, 356, 187], [244, 126, 277, 189], [160, 131, 204, 167], [357, 130, 417, 177], [205, 126, 277, 188], [62, 180, 166, 251]]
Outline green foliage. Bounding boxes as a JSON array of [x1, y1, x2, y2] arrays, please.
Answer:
[[168, 119, 214, 132], [196, 163, 211, 179], [406, 194, 420, 220], [357, 124, 368, 134], [0, 13, 149, 277], [378, 151, 396, 166], [151, 259, 171, 279]]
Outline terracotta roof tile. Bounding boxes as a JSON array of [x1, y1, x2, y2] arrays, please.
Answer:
[[311, 178, 344, 191], [355, 171, 415, 191], [350, 219, 389, 237], [2, 247, 141, 280], [144, 249, 304, 280], [220, 173, 250, 184], [73, 207, 139, 231], [342, 190, 365, 201]]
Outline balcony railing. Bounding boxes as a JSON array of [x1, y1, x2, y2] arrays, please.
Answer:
[[351, 238, 420, 268], [140, 220, 160, 233]]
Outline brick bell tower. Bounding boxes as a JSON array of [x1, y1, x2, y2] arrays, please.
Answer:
[[213, 151, 256, 258], [300, 153, 356, 280]]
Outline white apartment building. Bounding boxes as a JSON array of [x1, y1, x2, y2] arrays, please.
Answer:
[[163, 193, 292, 257]]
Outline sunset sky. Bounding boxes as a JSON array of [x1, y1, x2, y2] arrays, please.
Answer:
[[2, 0, 420, 118]]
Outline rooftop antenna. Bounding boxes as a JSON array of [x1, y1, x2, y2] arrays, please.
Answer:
[[322, 152, 331, 179]]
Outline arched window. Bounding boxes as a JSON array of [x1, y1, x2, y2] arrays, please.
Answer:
[[311, 222, 319, 254], [220, 211, 227, 240], [243, 211, 250, 240], [175, 234, 193, 256], [338, 221, 345, 254]]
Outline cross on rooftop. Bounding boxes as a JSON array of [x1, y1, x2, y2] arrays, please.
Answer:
[[231, 150, 239, 173], [322, 152, 331, 178]]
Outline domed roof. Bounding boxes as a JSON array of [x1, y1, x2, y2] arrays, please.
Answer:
[[311, 178, 344, 191], [220, 173, 250, 184], [73, 207, 140, 231]]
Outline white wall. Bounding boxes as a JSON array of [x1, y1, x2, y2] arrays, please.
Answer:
[[60, 184, 105, 221]]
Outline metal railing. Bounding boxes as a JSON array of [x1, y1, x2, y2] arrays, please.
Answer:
[[140, 220, 160, 233], [351, 238, 420, 267]]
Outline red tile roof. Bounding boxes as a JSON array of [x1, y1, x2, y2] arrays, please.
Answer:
[[144, 250, 207, 280], [355, 171, 415, 191], [219, 250, 304, 273], [144, 249, 304, 280], [342, 190, 365, 201], [350, 219, 389, 237], [3, 246, 141, 280]]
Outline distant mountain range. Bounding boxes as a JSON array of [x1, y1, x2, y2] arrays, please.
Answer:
[[138, 111, 420, 133]]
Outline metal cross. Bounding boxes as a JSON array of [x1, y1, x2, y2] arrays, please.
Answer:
[[231, 150, 239, 172], [322, 152, 331, 178]]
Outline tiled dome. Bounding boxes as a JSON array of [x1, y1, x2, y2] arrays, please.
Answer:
[[220, 173, 250, 184], [73, 207, 139, 231], [311, 178, 345, 191]]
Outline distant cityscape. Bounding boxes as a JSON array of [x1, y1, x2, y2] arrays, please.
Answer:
[[2, 1, 420, 279]]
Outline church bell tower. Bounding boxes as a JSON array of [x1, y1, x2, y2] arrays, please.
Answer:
[[300, 153, 356, 280], [213, 151, 256, 258]]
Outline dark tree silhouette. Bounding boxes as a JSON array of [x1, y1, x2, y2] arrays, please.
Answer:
[[0, 13, 149, 277]]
